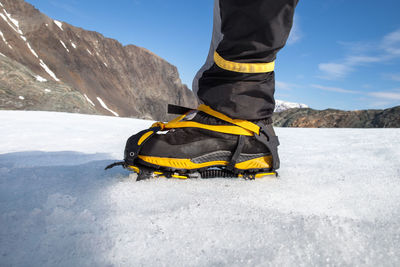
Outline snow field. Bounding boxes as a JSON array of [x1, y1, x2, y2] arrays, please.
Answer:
[[0, 110, 399, 266]]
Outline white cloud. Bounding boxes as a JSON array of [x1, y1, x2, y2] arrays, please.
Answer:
[[318, 63, 353, 79], [368, 91, 400, 101], [287, 15, 302, 45], [382, 29, 400, 56], [383, 73, 400, 82], [312, 84, 360, 94], [276, 81, 297, 91], [318, 28, 400, 80]]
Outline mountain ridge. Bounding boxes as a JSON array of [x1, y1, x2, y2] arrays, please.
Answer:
[[0, 0, 198, 120]]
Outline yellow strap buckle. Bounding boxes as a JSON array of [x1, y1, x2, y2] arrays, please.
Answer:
[[214, 51, 275, 74]]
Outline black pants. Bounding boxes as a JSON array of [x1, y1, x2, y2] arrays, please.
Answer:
[[193, 0, 299, 120]]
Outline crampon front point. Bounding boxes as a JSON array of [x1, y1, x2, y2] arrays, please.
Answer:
[[105, 161, 277, 181]]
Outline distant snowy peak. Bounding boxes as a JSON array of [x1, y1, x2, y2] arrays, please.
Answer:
[[275, 100, 308, 112]]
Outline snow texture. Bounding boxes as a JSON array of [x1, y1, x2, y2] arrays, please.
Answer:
[[71, 41, 77, 49], [97, 97, 119, 117], [0, 110, 399, 266]]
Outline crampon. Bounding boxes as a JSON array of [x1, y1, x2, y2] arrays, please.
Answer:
[[105, 104, 280, 181]]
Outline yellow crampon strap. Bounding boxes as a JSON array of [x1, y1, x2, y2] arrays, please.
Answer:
[[214, 51, 275, 74], [151, 104, 261, 137]]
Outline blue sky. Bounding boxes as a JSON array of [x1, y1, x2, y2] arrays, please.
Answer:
[[26, 0, 400, 110]]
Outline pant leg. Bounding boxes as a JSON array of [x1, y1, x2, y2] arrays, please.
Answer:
[[194, 0, 299, 120]]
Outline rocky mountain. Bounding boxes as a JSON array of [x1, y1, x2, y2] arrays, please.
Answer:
[[274, 99, 308, 112], [0, 0, 197, 120], [272, 106, 400, 128]]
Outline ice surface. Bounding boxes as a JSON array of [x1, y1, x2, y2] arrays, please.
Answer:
[[0, 111, 399, 266]]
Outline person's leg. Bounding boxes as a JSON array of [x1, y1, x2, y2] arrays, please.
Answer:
[[114, 0, 299, 179], [194, 0, 299, 120]]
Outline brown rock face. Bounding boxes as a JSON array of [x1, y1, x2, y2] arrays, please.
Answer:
[[272, 107, 400, 128], [0, 0, 198, 120]]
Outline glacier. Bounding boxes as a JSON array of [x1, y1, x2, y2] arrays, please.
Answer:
[[0, 110, 399, 266]]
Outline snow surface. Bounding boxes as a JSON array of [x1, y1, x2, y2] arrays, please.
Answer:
[[0, 110, 399, 266], [71, 41, 77, 49]]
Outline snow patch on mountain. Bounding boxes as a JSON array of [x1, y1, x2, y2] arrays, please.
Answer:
[[53, 20, 63, 31], [275, 99, 309, 112], [26, 42, 38, 58], [59, 40, 69, 52], [39, 59, 60, 81], [35, 75, 47, 82], [0, 30, 12, 49], [0, 13, 21, 35], [97, 97, 118, 116], [84, 94, 95, 106]]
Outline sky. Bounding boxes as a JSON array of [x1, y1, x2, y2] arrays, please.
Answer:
[[25, 0, 400, 110]]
